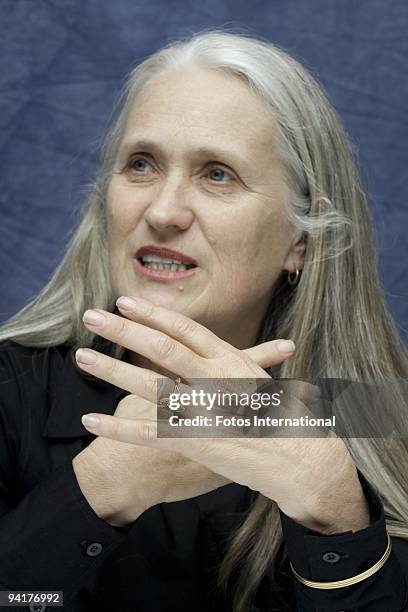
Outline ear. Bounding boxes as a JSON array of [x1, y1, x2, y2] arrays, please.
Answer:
[[282, 232, 306, 273]]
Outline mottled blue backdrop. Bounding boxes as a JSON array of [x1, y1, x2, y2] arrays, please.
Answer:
[[0, 0, 407, 343]]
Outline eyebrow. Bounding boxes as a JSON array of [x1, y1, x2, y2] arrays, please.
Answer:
[[118, 138, 249, 169]]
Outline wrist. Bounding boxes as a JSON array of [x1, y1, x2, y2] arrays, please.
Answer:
[[72, 452, 119, 522], [72, 450, 147, 528], [286, 501, 370, 534], [279, 475, 370, 534]]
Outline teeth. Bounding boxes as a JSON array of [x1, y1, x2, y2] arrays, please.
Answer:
[[141, 254, 183, 264], [143, 262, 188, 271]]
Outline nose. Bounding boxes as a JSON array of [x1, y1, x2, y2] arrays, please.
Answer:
[[144, 174, 194, 234]]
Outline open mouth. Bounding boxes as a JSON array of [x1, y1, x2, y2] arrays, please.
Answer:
[[134, 254, 198, 281], [138, 255, 197, 272]]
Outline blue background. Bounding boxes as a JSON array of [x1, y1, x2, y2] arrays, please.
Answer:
[[0, 0, 407, 343]]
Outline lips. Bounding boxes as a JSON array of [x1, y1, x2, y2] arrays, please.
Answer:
[[135, 245, 198, 266]]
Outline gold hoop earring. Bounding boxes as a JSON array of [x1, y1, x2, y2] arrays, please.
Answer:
[[287, 268, 300, 287]]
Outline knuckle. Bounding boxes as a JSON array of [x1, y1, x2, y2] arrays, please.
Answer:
[[138, 301, 155, 319], [116, 317, 127, 339], [171, 316, 195, 338], [140, 420, 153, 442], [144, 376, 159, 398], [106, 356, 119, 379], [155, 335, 176, 360], [111, 417, 122, 439]]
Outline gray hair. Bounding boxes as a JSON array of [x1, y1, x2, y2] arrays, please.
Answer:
[[1, 29, 407, 612]]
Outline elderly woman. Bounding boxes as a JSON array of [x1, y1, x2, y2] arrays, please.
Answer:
[[0, 30, 407, 612]]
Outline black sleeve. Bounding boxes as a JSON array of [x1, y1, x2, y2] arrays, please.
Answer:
[[0, 457, 131, 604], [0, 349, 130, 606], [279, 470, 408, 611]]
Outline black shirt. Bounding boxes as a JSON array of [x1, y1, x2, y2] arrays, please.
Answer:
[[0, 340, 407, 611]]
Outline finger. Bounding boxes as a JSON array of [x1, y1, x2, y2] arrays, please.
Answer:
[[243, 339, 295, 368], [82, 308, 209, 379], [81, 413, 160, 446], [81, 412, 200, 458], [80, 412, 245, 479], [115, 296, 228, 358], [75, 348, 164, 400]]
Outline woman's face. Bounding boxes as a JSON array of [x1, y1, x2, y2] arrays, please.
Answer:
[[107, 66, 304, 348]]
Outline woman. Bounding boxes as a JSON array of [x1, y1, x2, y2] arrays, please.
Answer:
[[0, 29, 407, 612]]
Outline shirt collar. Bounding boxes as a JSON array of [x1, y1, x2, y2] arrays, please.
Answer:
[[42, 345, 130, 439]]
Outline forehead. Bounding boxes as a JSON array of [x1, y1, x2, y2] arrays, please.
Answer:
[[122, 66, 276, 154]]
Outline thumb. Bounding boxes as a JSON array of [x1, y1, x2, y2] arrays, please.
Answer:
[[242, 339, 295, 369]]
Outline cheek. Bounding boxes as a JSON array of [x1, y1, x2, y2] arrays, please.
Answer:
[[106, 181, 145, 238], [253, 205, 292, 266], [214, 207, 289, 276]]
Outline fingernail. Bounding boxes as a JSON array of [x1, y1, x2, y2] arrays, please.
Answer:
[[82, 414, 100, 429], [83, 310, 105, 326], [277, 340, 296, 353], [76, 348, 99, 365], [116, 296, 137, 310]]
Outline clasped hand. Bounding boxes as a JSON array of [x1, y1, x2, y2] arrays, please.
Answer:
[[75, 295, 369, 533]]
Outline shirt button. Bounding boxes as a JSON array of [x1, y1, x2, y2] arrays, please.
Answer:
[[29, 604, 47, 612], [85, 541, 103, 557], [322, 551, 341, 563]]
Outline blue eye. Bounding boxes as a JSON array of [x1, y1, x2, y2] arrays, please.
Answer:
[[131, 158, 152, 172], [127, 158, 234, 184], [208, 167, 232, 182]]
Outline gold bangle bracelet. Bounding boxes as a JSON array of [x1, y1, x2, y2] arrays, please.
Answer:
[[290, 533, 392, 590]]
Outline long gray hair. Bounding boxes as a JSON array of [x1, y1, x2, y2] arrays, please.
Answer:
[[1, 29, 407, 612]]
